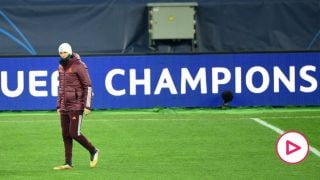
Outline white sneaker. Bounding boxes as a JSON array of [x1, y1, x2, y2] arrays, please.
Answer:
[[90, 149, 100, 168], [53, 164, 73, 170]]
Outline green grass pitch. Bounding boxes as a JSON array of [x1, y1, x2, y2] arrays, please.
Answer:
[[0, 108, 320, 179]]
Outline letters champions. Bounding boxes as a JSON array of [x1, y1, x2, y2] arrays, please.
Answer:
[[0, 65, 317, 98]]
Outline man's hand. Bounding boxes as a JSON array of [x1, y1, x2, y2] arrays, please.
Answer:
[[57, 109, 60, 116], [84, 108, 91, 116]]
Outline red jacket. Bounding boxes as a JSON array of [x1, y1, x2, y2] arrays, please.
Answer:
[[57, 53, 93, 112]]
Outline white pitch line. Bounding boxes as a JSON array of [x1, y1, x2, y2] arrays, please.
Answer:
[[254, 116, 320, 119], [0, 118, 200, 123], [251, 118, 320, 157], [251, 118, 284, 134]]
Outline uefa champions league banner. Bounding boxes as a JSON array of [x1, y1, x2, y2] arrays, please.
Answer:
[[0, 52, 320, 110]]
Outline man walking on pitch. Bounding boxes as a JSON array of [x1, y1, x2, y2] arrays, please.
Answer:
[[54, 43, 99, 170]]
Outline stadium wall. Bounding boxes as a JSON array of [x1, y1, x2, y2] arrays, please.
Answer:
[[0, 52, 320, 110], [0, 0, 319, 55]]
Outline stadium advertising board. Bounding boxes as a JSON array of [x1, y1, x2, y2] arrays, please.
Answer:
[[0, 52, 319, 110]]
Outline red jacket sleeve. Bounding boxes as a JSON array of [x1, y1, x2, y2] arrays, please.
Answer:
[[57, 65, 63, 109], [76, 62, 93, 109]]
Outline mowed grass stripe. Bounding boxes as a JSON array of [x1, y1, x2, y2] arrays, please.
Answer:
[[1, 107, 320, 117], [0, 117, 242, 123]]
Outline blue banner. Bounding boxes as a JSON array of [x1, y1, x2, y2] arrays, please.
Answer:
[[0, 52, 320, 110]]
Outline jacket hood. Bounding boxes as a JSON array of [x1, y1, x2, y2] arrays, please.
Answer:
[[71, 53, 80, 61]]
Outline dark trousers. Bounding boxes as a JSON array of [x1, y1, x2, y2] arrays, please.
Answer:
[[60, 110, 95, 165]]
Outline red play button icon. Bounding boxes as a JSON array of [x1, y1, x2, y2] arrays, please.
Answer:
[[276, 131, 309, 164], [286, 140, 301, 155]]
